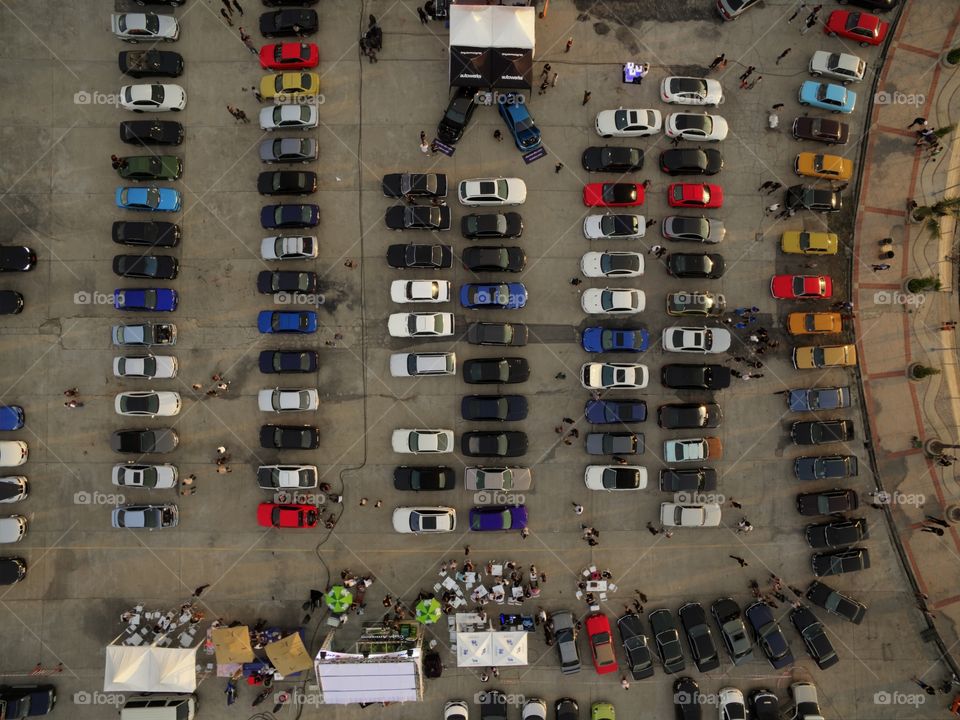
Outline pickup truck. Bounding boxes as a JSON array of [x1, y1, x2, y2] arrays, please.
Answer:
[[663, 437, 722, 463], [112, 322, 177, 347], [119, 50, 184, 78]]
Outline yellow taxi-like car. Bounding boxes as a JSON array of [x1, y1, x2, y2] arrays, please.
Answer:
[[781, 231, 839, 255], [793, 344, 857, 369], [787, 312, 843, 335], [794, 152, 853, 181], [260, 72, 321, 101]]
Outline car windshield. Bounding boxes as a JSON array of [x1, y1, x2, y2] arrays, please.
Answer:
[[601, 254, 637, 273], [676, 115, 709, 131], [140, 509, 161, 528], [700, 186, 711, 203], [498, 509, 512, 528], [677, 218, 708, 237], [614, 110, 630, 130], [447, 96, 472, 123], [674, 78, 706, 97], [495, 180, 509, 199], [145, 188, 161, 207], [144, 15, 159, 33]]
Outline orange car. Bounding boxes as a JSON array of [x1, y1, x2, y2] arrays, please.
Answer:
[[787, 312, 843, 335]]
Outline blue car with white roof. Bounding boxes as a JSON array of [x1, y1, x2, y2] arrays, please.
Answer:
[[460, 283, 527, 310], [582, 327, 650, 353], [115, 186, 182, 212], [798, 81, 856, 114]]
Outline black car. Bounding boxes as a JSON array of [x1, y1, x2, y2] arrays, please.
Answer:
[[259, 9, 319, 37], [112, 255, 179, 279], [0, 247, 36, 272], [382, 173, 447, 199], [666, 253, 725, 279], [797, 488, 859, 516], [257, 171, 318, 196], [617, 613, 654, 680], [393, 466, 456, 491], [463, 357, 530, 384], [745, 601, 794, 669], [259, 424, 320, 449], [437, 87, 478, 144], [794, 454, 858, 481], [119, 49, 183, 78], [462, 246, 526, 273], [461, 212, 524, 239], [748, 689, 780, 720], [659, 148, 723, 176], [790, 419, 854, 445], [479, 690, 507, 720], [119, 120, 184, 146], [256, 271, 319, 295], [678, 602, 720, 672], [466, 322, 528, 346], [648, 608, 685, 674], [790, 605, 839, 670], [0, 557, 26, 585], [0, 684, 56, 717], [111, 428, 179, 454], [785, 185, 842, 213], [805, 517, 867, 548], [262, 0, 318, 5], [461, 395, 528, 421], [0, 291, 24, 315], [710, 597, 753, 665], [673, 677, 701, 720], [791, 116, 849, 145], [805, 580, 867, 624], [112, 221, 181, 247], [258, 350, 318, 374], [811, 547, 870, 576], [839, 0, 899, 10], [386, 244, 453, 269], [658, 403, 722, 429], [661, 364, 731, 390], [555, 698, 579, 720], [661, 215, 724, 243], [659, 467, 717, 493], [385, 206, 452, 231], [581, 146, 644, 173], [584, 399, 647, 424], [461, 431, 528, 457]]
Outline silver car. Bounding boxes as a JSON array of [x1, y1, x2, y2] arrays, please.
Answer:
[[111, 504, 179, 529], [259, 137, 318, 163], [464, 467, 532, 491]]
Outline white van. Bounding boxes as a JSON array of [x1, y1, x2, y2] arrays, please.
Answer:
[[120, 694, 197, 720]]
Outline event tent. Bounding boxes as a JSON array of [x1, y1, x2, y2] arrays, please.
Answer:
[[456, 630, 527, 667], [104, 645, 197, 693], [449, 5, 535, 89], [314, 649, 422, 704]]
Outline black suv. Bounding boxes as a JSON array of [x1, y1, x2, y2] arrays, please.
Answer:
[[437, 87, 477, 144]]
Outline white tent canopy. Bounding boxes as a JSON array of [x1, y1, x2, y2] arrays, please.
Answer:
[[449, 5, 535, 50], [314, 649, 422, 704], [104, 645, 197, 693], [456, 630, 527, 667]]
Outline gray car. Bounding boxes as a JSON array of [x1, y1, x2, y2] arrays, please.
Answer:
[[585, 432, 643, 456], [111, 503, 179, 529], [464, 467, 533, 491], [259, 137, 318, 164], [648, 608, 685, 674], [551, 610, 581, 674]]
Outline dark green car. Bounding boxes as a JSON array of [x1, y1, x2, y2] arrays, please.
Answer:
[[118, 155, 182, 181]]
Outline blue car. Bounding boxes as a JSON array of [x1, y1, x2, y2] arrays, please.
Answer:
[[798, 81, 857, 114], [260, 204, 320, 229], [582, 327, 650, 353], [0, 405, 24, 431], [257, 310, 318, 334], [460, 283, 527, 310], [469, 504, 528, 531], [115, 186, 182, 212], [498, 97, 542, 151], [114, 288, 178, 312], [584, 399, 647, 424]]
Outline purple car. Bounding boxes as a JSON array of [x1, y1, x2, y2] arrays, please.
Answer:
[[469, 504, 528, 532]]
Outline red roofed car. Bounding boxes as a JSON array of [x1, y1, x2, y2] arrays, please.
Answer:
[[770, 274, 833, 300], [667, 183, 723, 209], [583, 183, 644, 207], [260, 42, 319, 70], [824, 10, 889, 47], [256, 502, 319, 528]]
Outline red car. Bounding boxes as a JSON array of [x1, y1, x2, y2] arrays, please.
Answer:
[[583, 183, 644, 207], [259, 42, 320, 70], [823, 11, 889, 47], [667, 183, 723, 209], [770, 274, 833, 300], [585, 612, 619, 674], [256, 502, 319, 528]]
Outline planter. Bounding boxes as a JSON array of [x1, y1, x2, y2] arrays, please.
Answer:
[[925, 439, 945, 458], [947, 504, 960, 524], [943, 49, 960, 69], [908, 363, 941, 381], [905, 276, 941, 294]]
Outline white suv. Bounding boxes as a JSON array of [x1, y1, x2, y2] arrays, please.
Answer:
[[390, 352, 456, 377]]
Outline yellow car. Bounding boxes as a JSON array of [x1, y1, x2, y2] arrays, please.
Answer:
[[794, 152, 853, 181], [792, 344, 857, 369], [781, 231, 839, 255], [260, 72, 321, 101], [787, 312, 843, 335]]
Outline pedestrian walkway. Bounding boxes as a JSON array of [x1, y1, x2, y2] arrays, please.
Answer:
[[853, 0, 960, 677]]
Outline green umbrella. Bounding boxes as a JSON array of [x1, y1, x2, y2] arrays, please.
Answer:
[[325, 586, 353, 614], [415, 597, 442, 624]]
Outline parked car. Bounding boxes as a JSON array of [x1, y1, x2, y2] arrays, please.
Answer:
[[119, 83, 185, 112], [259, 71, 321, 101], [617, 613, 654, 679], [386, 244, 453, 269], [584, 399, 647, 424], [111, 13, 180, 42], [466, 322, 528, 346], [583, 183, 643, 207], [673, 677, 701, 720], [792, 116, 849, 145], [111, 504, 178, 529], [786, 682, 824, 720], [660, 502, 721, 527], [259, 41, 319, 70], [581, 288, 645, 315], [437, 87, 478, 144], [662, 326, 731, 353], [787, 312, 843, 336], [781, 231, 839, 255], [809, 50, 866, 83], [257, 388, 320, 413], [824, 9, 889, 46], [392, 506, 456, 534], [678, 602, 720, 671], [662, 216, 725, 243], [464, 467, 532, 491], [580, 252, 643, 278], [660, 77, 723, 105], [584, 465, 647, 490], [793, 344, 857, 369], [261, 204, 319, 229], [771, 274, 832, 300], [797, 488, 859, 516], [256, 465, 318, 490], [458, 178, 527, 206], [393, 466, 455, 491], [112, 322, 176, 346], [663, 437, 722, 463], [718, 689, 747, 720], [659, 467, 717, 493], [462, 431, 528, 458], [658, 403, 722, 429], [552, 611, 581, 674], [580, 362, 648, 390], [791, 419, 854, 445], [259, 424, 320, 449], [257, 171, 318, 196], [585, 613, 619, 674], [257, 503, 319, 529], [794, 454, 858, 481], [0, 407, 24, 432], [463, 357, 529, 384], [461, 395, 528, 422], [113, 354, 178, 379], [666, 253, 725, 279], [805, 517, 868, 549], [790, 606, 839, 669], [0, 292, 24, 315], [787, 386, 851, 412], [390, 280, 452, 304], [115, 391, 181, 417], [648, 608, 685, 673], [390, 352, 456, 377], [812, 547, 870, 576], [120, 120, 184, 146], [711, 597, 753, 665], [659, 148, 723, 176], [595, 108, 662, 137], [112, 220, 180, 247], [805, 580, 867, 624], [795, 152, 853, 181], [661, 364, 731, 390], [665, 112, 729, 141], [391, 429, 454, 454], [463, 246, 526, 273], [586, 433, 642, 456], [387, 312, 454, 338], [257, 270, 319, 296], [110, 428, 178, 454], [113, 255, 179, 279], [382, 173, 447, 199], [582, 146, 644, 173], [798, 81, 857, 113], [115, 186, 181, 212], [583, 214, 644, 239], [0, 477, 27, 503], [716, 0, 762, 20], [666, 291, 725, 316], [259, 9, 319, 37], [257, 311, 318, 334], [581, 327, 649, 353], [499, 98, 542, 151], [114, 288, 178, 312], [785, 185, 843, 212], [259, 104, 319, 131], [469, 505, 528, 531], [668, 183, 723, 209], [259, 137, 318, 163], [745, 601, 794, 669], [385, 205, 452, 231], [749, 689, 780, 720], [117, 155, 182, 181], [462, 212, 523, 239]]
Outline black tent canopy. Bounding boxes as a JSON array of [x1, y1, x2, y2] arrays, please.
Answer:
[[450, 46, 532, 89], [450, 46, 491, 88]]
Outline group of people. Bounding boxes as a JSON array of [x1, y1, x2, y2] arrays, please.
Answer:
[[63, 387, 84, 408], [909, 117, 946, 159], [359, 15, 383, 62]]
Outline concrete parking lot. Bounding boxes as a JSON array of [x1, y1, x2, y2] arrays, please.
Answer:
[[0, 0, 949, 718]]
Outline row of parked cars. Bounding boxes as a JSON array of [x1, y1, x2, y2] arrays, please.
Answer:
[[0, 403, 29, 583]]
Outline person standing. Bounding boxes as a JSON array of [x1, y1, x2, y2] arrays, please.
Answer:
[[555, 162, 564, 174], [635, 62, 649, 85], [540, 63, 551, 80], [565, 38, 573, 52], [582, 90, 591, 105], [239, 27, 257, 55], [231, 0, 243, 15], [787, 1, 806, 22], [220, 8, 233, 26], [738, 65, 755, 82], [908, 117, 927, 129], [493, 129, 502, 142], [775, 48, 791, 64], [709, 53, 725, 70], [417, 7, 429, 24]]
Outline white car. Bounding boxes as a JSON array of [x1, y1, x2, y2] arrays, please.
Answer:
[[390, 280, 452, 304], [393, 506, 456, 534], [258, 388, 320, 413], [583, 214, 645, 240], [111, 13, 180, 42], [663, 438, 719, 463], [788, 682, 823, 720], [718, 688, 747, 720], [261, 235, 318, 260], [112, 463, 178, 489], [0, 441, 27, 467], [580, 252, 644, 278], [584, 465, 648, 491], [256, 464, 319, 490], [464, 466, 533, 491], [458, 178, 527, 206], [115, 391, 181, 417], [662, 326, 731, 353], [0, 516, 26, 543], [661, 76, 724, 106], [581, 362, 649, 390], [0, 477, 27, 503], [111, 504, 179, 530], [809, 50, 866, 84], [390, 352, 456, 377], [392, 429, 454, 454], [581, 288, 646, 314], [660, 501, 721, 527], [120, 84, 186, 112], [445, 701, 469, 720], [260, 104, 319, 131], [388, 312, 454, 338], [521, 699, 547, 720], [113, 355, 178, 379], [595, 108, 663, 137], [665, 112, 729, 141]]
